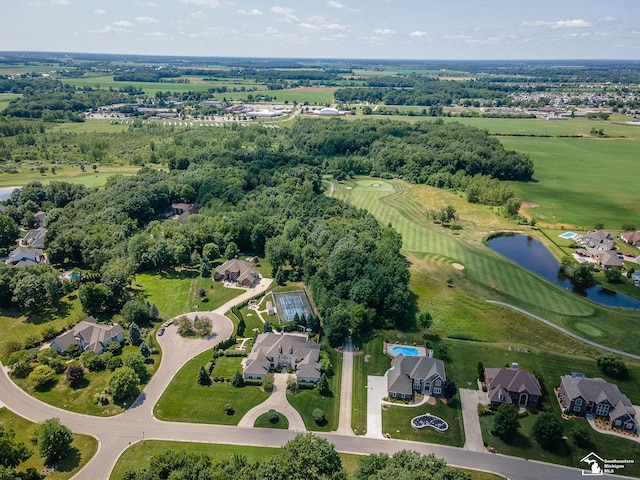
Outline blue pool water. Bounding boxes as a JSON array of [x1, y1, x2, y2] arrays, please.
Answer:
[[391, 346, 420, 356], [559, 231, 578, 239]]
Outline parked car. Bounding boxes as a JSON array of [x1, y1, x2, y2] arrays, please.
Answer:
[[158, 328, 165, 336]]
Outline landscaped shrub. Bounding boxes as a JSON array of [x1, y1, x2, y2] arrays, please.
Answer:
[[597, 354, 629, 379], [262, 373, 274, 393], [107, 356, 123, 371], [232, 370, 244, 387], [268, 410, 280, 424], [312, 408, 326, 425], [93, 393, 109, 405], [224, 404, 234, 415], [65, 365, 85, 384]]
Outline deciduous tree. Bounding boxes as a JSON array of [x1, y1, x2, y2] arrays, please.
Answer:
[[37, 418, 73, 465], [491, 403, 520, 438]]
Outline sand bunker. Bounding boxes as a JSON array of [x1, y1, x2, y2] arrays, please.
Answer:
[[371, 183, 380, 187], [346, 186, 353, 190], [452, 263, 465, 270]]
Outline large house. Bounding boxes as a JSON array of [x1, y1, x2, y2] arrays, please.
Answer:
[[621, 231, 640, 247], [578, 230, 615, 250], [5, 246, 47, 267], [214, 258, 260, 286], [166, 202, 199, 221], [559, 375, 637, 432], [22, 227, 47, 249], [51, 317, 124, 354], [585, 248, 624, 270], [387, 355, 446, 400], [243, 333, 321, 383], [484, 366, 542, 408]]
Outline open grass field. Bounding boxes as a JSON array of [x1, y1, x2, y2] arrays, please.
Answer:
[[500, 137, 640, 228], [333, 177, 640, 355], [382, 398, 465, 447], [135, 269, 196, 319], [154, 349, 269, 425], [0, 93, 22, 111], [0, 165, 139, 189], [0, 407, 98, 480], [271, 87, 337, 105], [479, 414, 640, 476], [0, 295, 85, 359], [287, 346, 342, 432]]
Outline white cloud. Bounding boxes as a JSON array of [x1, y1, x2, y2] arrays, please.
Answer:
[[135, 1, 159, 7], [114, 20, 134, 28], [94, 8, 106, 15], [374, 28, 395, 35], [299, 16, 348, 32], [522, 19, 592, 29], [271, 6, 299, 23], [146, 31, 173, 40], [136, 16, 160, 24], [91, 25, 130, 34], [50, 0, 72, 5], [238, 9, 263, 16], [180, 0, 222, 8], [409, 31, 427, 38], [327, 0, 344, 8]]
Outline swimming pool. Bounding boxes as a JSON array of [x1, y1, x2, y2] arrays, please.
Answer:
[[558, 231, 577, 239], [391, 346, 420, 356]]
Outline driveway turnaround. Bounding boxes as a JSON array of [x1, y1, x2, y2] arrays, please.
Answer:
[[237, 373, 306, 431], [459, 388, 488, 452]]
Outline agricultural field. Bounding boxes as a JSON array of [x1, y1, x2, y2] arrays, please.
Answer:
[[333, 178, 640, 355], [0, 93, 21, 111], [0, 165, 139, 189]]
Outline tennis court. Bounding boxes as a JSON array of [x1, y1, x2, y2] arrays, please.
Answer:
[[273, 290, 314, 323]]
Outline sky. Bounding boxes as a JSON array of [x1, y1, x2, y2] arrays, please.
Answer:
[[2, 0, 640, 60]]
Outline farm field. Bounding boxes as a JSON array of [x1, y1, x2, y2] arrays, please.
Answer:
[[333, 178, 640, 355], [0, 408, 98, 480], [0, 93, 22, 111], [0, 165, 139, 189], [501, 136, 640, 228]]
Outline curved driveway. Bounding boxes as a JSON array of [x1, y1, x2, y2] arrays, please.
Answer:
[[0, 277, 629, 480]]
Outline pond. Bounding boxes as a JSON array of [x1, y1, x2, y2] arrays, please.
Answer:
[[0, 186, 20, 201], [487, 234, 640, 310]]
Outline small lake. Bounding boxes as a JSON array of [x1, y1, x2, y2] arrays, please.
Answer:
[[0, 186, 20, 201], [487, 234, 640, 310]]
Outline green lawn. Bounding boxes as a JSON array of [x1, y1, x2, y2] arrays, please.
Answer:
[[0, 93, 22, 111], [12, 344, 160, 416], [186, 274, 244, 314], [135, 270, 196, 319], [154, 349, 269, 425], [0, 165, 139, 189], [287, 347, 342, 432], [480, 414, 640, 477], [0, 295, 85, 360], [212, 356, 243, 380], [0, 408, 98, 480], [352, 335, 391, 434], [254, 410, 289, 429], [110, 440, 365, 479], [334, 177, 640, 356], [382, 398, 465, 447]]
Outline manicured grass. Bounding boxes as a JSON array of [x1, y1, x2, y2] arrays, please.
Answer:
[[270, 87, 337, 105], [110, 440, 364, 479], [334, 177, 640, 356], [382, 398, 465, 447], [12, 344, 160, 416], [287, 347, 342, 432], [0, 165, 139, 188], [186, 274, 244, 314], [0, 408, 98, 480], [0, 93, 22, 111], [135, 269, 195, 319], [352, 335, 391, 434], [479, 414, 640, 477], [211, 356, 243, 380], [501, 136, 640, 228], [254, 410, 289, 429], [0, 294, 85, 359], [154, 349, 269, 425]]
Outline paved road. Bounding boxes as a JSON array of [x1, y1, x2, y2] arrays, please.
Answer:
[[335, 337, 354, 435], [486, 300, 640, 361], [237, 373, 306, 431], [459, 388, 488, 452]]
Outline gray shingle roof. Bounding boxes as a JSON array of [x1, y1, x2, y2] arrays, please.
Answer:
[[387, 356, 446, 396], [560, 375, 635, 420], [243, 333, 321, 381], [486, 367, 542, 403]]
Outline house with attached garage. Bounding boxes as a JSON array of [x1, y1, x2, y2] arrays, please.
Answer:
[[621, 231, 640, 247], [214, 258, 260, 287], [51, 316, 124, 354], [387, 355, 447, 399], [585, 248, 624, 270], [242, 332, 321, 383], [5, 246, 47, 267], [484, 365, 542, 408], [578, 230, 615, 250], [559, 374, 637, 432]]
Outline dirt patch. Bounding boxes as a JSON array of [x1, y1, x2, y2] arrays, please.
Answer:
[[364, 354, 371, 363], [371, 183, 380, 187], [521, 202, 540, 208], [452, 263, 464, 270]]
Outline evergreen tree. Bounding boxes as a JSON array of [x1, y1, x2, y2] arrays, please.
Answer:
[[128, 322, 141, 346], [317, 373, 330, 396], [197, 366, 211, 386], [232, 370, 245, 388], [139, 341, 150, 358], [200, 256, 211, 278], [148, 303, 159, 321]]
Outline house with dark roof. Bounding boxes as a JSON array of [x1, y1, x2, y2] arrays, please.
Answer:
[[214, 258, 260, 286], [484, 366, 542, 408], [621, 231, 640, 247], [242, 332, 321, 383], [22, 227, 47, 249], [34, 211, 46, 229], [51, 317, 124, 354], [559, 375, 637, 432], [585, 248, 624, 270], [578, 230, 615, 250], [387, 355, 446, 400], [166, 202, 199, 221], [5, 246, 47, 267]]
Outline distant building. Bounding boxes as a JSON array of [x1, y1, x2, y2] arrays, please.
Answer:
[[6, 246, 47, 267], [243, 332, 321, 382], [387, 355, 447, 400], [22, 227, 47, 249], [199, 100, 227, 108], [166, 203, 199, 221], [484, 366, 541, 408], [577, 230, 615, 250], [621, 231, 640, 247], [51, 317, 124, 354], [317, 107, 339, 116], [214, 258, 260, 287], [585, 248, 624, 270]]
